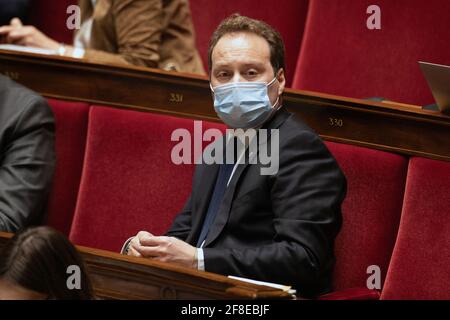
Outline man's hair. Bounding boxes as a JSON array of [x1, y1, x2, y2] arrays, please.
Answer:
[[208, 14, 286, 75]]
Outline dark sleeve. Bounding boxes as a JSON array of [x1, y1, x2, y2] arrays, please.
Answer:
[[202, 131, 346, 297], [0, 97, 56, 232], [0, 0, 30, 25], [164, 194, 192, 241]]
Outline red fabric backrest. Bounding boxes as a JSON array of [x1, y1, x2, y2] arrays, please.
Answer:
[[45, 99, 90, 235], [189, 0, 309, 87], [69, 106, 226, 252], [28, 0, 76, 44], [292, 0, 450, 105], [381, 157, 450, 300], [325, 141, 408, 291]]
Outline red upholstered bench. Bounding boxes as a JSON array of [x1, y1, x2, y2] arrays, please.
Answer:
[[319, 142, 408, 299], [189, 0, 309, 87], [45, 99, 90, 235], [381, 157, 450, 300], [68, 106, 226, 252], [320, 153, 450, 300], [292, 0, 450, 105]]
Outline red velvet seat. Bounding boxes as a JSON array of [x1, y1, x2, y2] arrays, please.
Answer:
[[292, 0, 450, 105], [69, 106, 226, 252], [45, 99, 90, 235], [189, 0, 309, 86], [324, 142, 408, 294], [28, 0, 76, 44], [381, 157, 450, 300]]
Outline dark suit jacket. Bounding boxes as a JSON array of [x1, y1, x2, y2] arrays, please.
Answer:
[[166, 107, 347, 297], [0, 75, 55, 232]]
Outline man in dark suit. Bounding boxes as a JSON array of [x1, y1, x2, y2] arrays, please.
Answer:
[[123, 14, 346, 297], [0, 74, 55, 232]]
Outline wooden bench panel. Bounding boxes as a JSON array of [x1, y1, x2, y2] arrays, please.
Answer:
[[0, 232, 292, 300], [1, 49, 449, 161]]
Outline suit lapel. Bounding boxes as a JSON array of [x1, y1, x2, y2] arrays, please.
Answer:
[[203, 107, 292, 247], [187, 162, 219, 245], [202, 154, 248, 247]]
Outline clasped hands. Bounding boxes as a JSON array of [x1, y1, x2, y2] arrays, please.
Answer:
[[126, 231, 198, 269]]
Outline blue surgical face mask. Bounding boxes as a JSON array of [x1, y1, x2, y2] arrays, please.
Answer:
[[210, 77, 280, 129]]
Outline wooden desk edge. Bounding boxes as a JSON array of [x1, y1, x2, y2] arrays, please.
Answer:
[[0, 232, 292, 300], [1, 49, 448, 120]]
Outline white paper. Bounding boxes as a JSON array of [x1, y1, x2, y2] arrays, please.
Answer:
[[0, 44, 57, 55], [228, 275, 297, 295]]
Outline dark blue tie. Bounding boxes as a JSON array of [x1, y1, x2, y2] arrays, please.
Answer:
[[196, 162, 235, 247]]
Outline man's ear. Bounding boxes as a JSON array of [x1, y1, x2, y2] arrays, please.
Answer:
[[276, 69, 286, 95]]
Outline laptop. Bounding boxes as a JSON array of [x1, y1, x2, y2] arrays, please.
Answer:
[[419, 61, 450, 114]]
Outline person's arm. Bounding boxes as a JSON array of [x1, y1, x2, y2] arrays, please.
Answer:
[[82, 0, 164, 67], [0, 0, 164, 68], [202, 131, 347, 297], [0, 97, 56, 232], [165, 194, 205, 271]]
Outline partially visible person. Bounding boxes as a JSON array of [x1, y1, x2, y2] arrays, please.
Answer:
[[0, 0, 204, 73], [0, 0, 30, 26], [0, 74, 55, 232], [0, 226, 94, 299]]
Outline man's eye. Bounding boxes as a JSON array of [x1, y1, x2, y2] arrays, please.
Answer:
[[217, 72, 229, 78], [246, 70, 258, 77]]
